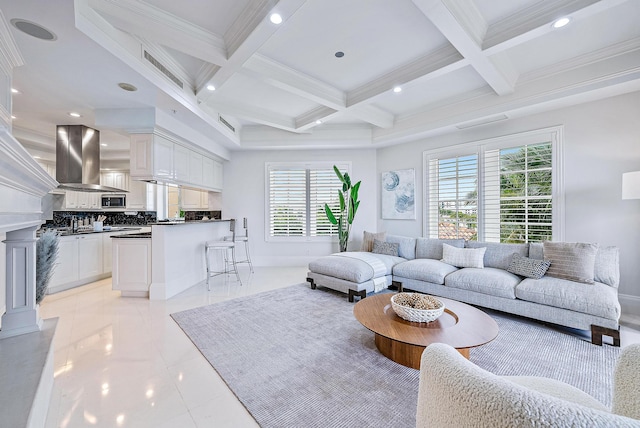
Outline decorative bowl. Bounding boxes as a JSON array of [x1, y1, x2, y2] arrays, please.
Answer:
[[391, 293, 445, 323]]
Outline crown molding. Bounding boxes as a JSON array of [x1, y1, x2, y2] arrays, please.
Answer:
[[0, 10, 24, 75]]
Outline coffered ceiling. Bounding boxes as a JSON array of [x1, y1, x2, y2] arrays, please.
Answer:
[[4, 0, 640, 162]]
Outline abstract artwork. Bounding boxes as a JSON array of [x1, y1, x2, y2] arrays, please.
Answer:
[[381, 168, 415, 219]]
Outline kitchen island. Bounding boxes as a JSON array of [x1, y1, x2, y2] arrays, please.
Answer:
[[111, 220, 233, 300]]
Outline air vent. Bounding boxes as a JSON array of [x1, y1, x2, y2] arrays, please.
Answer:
[[143, 50, 184, 89], [218, 115, 236, 133]]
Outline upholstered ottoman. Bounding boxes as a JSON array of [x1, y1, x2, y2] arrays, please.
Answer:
[[307, 252, 405, 301]]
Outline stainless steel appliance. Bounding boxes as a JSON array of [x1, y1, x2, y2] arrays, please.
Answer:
[[101, 194, 126, 208]]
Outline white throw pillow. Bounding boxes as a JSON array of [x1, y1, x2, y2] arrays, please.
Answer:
[[441, 243, 486, 268]]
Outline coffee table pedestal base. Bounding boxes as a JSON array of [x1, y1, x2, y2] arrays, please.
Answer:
[[374, 334, 469, 369]]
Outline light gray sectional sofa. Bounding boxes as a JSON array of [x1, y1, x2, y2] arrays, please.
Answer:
[[306, 235, 621, 346]]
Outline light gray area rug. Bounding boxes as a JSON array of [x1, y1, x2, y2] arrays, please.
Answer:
[[171, 284, 620, 428]]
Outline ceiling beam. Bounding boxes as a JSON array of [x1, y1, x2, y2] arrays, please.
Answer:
[[87, 0, 228, 65], [196, 0, 310, 101], [413, 0, 518, 96]]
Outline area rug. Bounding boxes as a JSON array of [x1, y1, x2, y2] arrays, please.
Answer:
[[171, 283, 620, 428]]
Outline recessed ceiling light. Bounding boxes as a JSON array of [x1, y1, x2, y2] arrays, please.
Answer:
[[33, 155, 40, 159], [101, 143, 108, 147], [10, 19, 57, 41], [11, 115, 16, 119], [118, 82, 138, 92], [393, 86, 403, 93], [552, 17, 571, 28], [68, 112, 81, 118], [11, 88, 19, 94], [206, 84, 216, 91], [335, 51, 345, 58], [315, 120, 323, 125], [270, 13, 283, 24]]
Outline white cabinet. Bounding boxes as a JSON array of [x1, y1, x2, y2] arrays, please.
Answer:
[[37, 161, 56, 179], [112, 237, 152, 297], [101, 171, 129, 191], [129, 133, 223, 191], [173, 144, 190, 182], [189, 151, 203, 185], [102, 231, 134, 273], [64, 191, 78, 209], [127, 174, 156, 210], [78, 234, 103, 277], [49, 236, 80, 287], [181, 188, 208, 209]]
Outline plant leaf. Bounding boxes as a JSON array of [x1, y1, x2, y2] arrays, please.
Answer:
[[324, 204, 338, 224], [339, 192, 345, 211], [333, 165, 345, 183]]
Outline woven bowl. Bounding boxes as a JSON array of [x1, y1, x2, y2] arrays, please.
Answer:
[[391, 293, 445, 323]]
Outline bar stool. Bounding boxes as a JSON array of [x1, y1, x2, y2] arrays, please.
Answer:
[[205, 219, 241, 289], [227, 217, 253, 273]]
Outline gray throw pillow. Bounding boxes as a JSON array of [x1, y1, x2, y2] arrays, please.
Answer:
[[372, 239, 399, 257], [543, 241, 599, 284], [441, 243, 485, 268], [507, 253, 551, 279]]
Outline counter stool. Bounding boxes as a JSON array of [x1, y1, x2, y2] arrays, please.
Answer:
[[205, 219, 241, 289], [226, 217, 254, 273]]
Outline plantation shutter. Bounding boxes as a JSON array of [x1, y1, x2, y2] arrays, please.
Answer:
[[268, 167, 306, 236], [309, 167, 341, 236], [427, 153, 478, 240], [484, 142, 553, 243]]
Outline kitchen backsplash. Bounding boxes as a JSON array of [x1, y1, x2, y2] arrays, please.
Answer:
[[184, 210, 222, 221], [50, 211, 157, 228]]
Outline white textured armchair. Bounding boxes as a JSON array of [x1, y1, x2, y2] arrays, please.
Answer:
[[416, 342, 640, 427]]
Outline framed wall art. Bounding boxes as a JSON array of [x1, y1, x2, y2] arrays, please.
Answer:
[[381, 168, 415, 219]]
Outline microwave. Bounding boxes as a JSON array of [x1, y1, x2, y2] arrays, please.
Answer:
[[101, 194, 126, 208]]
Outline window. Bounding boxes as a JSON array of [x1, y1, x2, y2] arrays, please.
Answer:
[[266, 162, 348, 240], [425, 127, 563, 243]]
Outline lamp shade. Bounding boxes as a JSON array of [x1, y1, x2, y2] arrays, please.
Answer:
[[622, 171, 640, 200]]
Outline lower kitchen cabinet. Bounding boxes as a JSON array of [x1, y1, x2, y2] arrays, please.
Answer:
[[49, 234, 103, 293]]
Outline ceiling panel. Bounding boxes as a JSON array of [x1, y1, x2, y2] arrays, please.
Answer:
[[259, 0, 446, 91]]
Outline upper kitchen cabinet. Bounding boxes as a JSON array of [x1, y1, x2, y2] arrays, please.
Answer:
[[101, 171, 129, 191], [129, 133, 223, 192]]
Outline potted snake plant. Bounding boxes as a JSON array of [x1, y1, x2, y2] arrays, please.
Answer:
[[324, 165, 361, 252]]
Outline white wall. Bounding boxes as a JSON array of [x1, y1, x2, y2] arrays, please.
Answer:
[[376, 91, 640, 310], [223, 149, 377, 266]]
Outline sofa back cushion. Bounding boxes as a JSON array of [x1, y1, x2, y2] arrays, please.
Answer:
[[416, 238, 465, 259], [465, 241, 529, 270], [526, 242, 619, 287], [386, 235, 416, 259]]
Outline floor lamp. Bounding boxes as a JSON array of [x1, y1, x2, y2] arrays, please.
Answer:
[[622, 171, 640, 200]]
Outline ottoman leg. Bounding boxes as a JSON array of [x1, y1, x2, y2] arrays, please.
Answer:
[[306, 277, 316, 290], [392, 280, 403, 293]]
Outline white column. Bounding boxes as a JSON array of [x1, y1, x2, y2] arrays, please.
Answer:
[[0, 226, 42, 338]]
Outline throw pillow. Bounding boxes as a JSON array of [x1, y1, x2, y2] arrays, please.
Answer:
[[361, 231, 386, 252], [507, 253, 551, 279], [441, 243, 486, 268], [543, 241, 599, 284], [372, 239, 399, 257]]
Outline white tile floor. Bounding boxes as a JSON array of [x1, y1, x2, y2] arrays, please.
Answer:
[[40, 267, 640, 427]]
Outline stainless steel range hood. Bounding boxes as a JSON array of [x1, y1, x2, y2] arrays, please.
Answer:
[[56, 125, 127, 193]]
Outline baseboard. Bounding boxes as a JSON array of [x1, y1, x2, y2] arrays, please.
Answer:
[[619, 293, 640, 323]]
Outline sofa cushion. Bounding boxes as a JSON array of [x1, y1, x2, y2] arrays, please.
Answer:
[[465, 241, 529, 270], [393, 259, 459, 285], [361, 230, 386, 252], [543, 242, 598, 284], [373, 239, 399, 256], [445, 267, 521, 299], [442, 244, 486, 268], [308, 252, 404, 283], [416, 238, 465, 259], [516, 276, 621, 320], [507, 254, 551, 279], [594, 246, 620, 288], [386, 235, 416, 259]]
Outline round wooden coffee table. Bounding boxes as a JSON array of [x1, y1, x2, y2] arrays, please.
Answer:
[[353, 294, 499, 369]]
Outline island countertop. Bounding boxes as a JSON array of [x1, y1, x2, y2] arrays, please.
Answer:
[[147, 219, 231, 226]]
